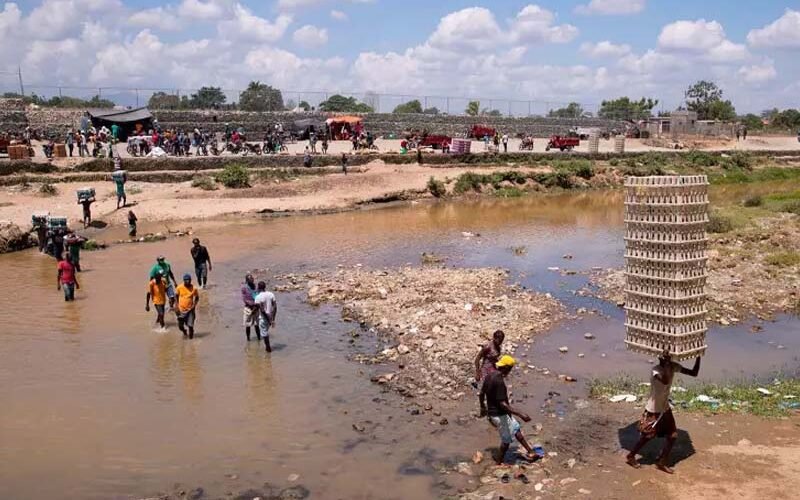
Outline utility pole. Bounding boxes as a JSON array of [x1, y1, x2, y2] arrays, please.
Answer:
[[18, 66, 24, 96]]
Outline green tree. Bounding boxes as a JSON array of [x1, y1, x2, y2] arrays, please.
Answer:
[[189, 86, 226, 109], [423, 106, 440, 115], [772, 109, 800, 130], [685, 80, 736, 120], [393, 99, 423, 114], [465, 100, 480, 116], [238, 81, 284, 112], [148, 92, 181, 109], [598, 97, 658, 120], [481, 108, 502, 117], [547, 102, 584, 118], [706, 99, 737, 121], [739, 113, 764, 130], [318, 94, 373, 112], [298, 100, 311, 111]]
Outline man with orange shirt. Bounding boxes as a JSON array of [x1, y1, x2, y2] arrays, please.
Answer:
[[145, 270, 168, 330], [174, 274, 199, 339]]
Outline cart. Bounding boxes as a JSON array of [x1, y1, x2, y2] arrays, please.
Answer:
[[545, 135, 580, 151]]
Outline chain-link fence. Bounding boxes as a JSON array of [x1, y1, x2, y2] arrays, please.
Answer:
[[0, 79, 671, 121]]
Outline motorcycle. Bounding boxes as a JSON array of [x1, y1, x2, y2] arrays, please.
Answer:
[[209, 140, 222, 156], [243, 142, 262, 156]]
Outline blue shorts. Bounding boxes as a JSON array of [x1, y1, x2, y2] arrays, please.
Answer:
[[166, 283, 175, 299], [489, 415, 521, 445]]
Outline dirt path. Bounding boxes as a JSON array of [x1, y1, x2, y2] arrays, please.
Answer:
[[0, 162, 545, 228], [462, 400, 800, 499]]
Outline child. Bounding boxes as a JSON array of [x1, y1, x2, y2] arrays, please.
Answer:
[[128, 210, 138, 238]]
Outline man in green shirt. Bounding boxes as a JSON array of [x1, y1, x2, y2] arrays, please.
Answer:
[[149, 255, 178, 309]]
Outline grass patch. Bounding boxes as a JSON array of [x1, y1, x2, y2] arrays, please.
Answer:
[[589, 376, 800, 417], [215, 164, 251, 188], [511, 246, 527, 256], [453, 171, 532, 194], [721, 151, 753, 171], [683, 150, 719, 168], [191, 175, 218, 191], [127, 186, 143, 195], [427, 176, 446, 198], [551, 159, 594, 179], [421, 252, 444, 264], [707, 212, 734, 233], [765, 251, 800, 267], [494, 187, 524, 198], [710, 166, 800, 185]]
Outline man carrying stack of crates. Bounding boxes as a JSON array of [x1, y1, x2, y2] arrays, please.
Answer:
[[77, 187, 95, 228], [622, 175, 707, 475], [112, 158, 127, 209]]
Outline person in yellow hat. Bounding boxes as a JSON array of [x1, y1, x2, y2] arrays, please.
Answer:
[[480, 354, 537, 464]]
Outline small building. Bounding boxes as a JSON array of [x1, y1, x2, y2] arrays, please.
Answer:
[[88, 107, 153, 140], [644, 110, 701, 137]]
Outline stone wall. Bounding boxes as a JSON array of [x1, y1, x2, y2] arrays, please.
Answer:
[[4, 103, 627, 138], [0, 99, 29, 136]]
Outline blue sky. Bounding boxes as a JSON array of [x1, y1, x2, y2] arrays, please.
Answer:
[[2, 1, 799, 112]]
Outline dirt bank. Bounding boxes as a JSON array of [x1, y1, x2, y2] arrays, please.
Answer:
[[593, 210, 800, 325], [277, 266, 562, 406]]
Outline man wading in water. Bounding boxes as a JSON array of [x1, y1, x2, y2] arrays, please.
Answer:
[[626, 350, 701, 474], [241, 273, 261, 341], [145, 270, 168, 330], [150, 256, 177, 310], [475, 330, 505, 415], [254, 281, 277, 352], [480, 355, 537, 464], [190, 238, 212, 289], [174, 274, 199, 339]]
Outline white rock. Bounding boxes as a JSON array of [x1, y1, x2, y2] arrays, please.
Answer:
[[578, 353, 585, 358], [609, 394, 635, 403], [757, 388, 772, 396], [559, 477, 576, 486], [456, 462, 473, 475], [558, 346, 569, 353], [583, 333, 595, 340], [737, 438, 752, 447], [566, 458, 576, 469], [579, 489, 592, 495], [464, 303, 473, 311], [534, 483, 543, 492], [378, 287, 388, 299], [397, 344, 410, 355], [287, 474, 299, 482]]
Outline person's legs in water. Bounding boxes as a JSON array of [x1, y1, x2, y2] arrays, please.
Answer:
[[186, 310, 195, 339], [155, 304, 165, 328], [63, 283, 74, 301], [259, 313, 271, 352]]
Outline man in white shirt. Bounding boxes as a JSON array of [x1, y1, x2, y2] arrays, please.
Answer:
[[254, 281, 278, 353], [626, 350, 700, 474]]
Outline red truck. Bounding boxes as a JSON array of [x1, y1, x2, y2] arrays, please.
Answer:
[[545, 135, 580, 151], [419, 135, 452, 151], [469, 125, 496, 139]]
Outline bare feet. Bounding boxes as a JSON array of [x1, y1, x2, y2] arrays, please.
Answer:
[[626, 454, 641, 469]]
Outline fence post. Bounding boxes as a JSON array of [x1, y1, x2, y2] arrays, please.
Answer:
[[528, 101, 531, 116], [98, 88, 102, 98], [508, 101, 511, 117], [446, 97, 450, 114], [135, 89, 139, 108]]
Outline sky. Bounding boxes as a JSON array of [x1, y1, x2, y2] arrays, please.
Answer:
[[1, 0, 799, 113]]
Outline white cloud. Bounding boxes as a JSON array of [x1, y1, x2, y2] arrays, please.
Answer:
[[129, 7, 180, 31], [658, 19, 748, 61], [576, 0, 645, 16], [747, 9, 800, 48], [580, 40, 631, 58], [738, 59, 777, 85], [293, 25, 328, 48], [330, 9, 347, 21], [278, 0, 373, 10], [510, 5, 578, 44], [243, 47, 344, 89], [23, 0, 122, 41], [217, 4, 292, 43], [428, 7, 503, 52], [0, 3, 22, 41], [180, 0, 226, 19]]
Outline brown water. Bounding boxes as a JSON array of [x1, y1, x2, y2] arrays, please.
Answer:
[[1, 189, 798, 499]]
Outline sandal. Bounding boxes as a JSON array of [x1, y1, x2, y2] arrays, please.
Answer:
[[516, 473, 530, 484], [501, 473, 510, 484], [626, 455, 641, 469]]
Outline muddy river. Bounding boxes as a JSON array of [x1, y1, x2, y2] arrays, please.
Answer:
[[1, 189, 799, 499]]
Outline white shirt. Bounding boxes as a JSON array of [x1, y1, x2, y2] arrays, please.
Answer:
[[254, 291, 276, 318], [645, 362, 678, 413]]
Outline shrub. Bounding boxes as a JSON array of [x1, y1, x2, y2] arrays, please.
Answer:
[[780, 200, 800, 215], [453, 172, 487, 194], [609, 158, 619, 167], [215, 164, 250, 188], [707, 213, 734, 233], [722, 152, 753, 171], [494, 187, 524, 198], [765, 251, 800, 267], [552, 159, 594, 179], [427, 176, 446, 198], [684, 150, 718, 168], [38, 182, 58, 196], [742, 195, 762, 207], [192, 175, 218, 191]]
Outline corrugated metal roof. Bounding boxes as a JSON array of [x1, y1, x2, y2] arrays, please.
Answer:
[[88, 107, 153, 122]]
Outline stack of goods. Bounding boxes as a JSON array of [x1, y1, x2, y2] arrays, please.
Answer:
[[587, 135, 600, 154], [614, 135, 626, 153], [111, 170, 127, 182], [8, 144, 30, 160], [48, 216, 68, 230], [54, 144, 67, 158], [450, 138, 471, 154], [624, 175, 709, 361], [77, 187, 96, 203], [31, 212, 49, 228]]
